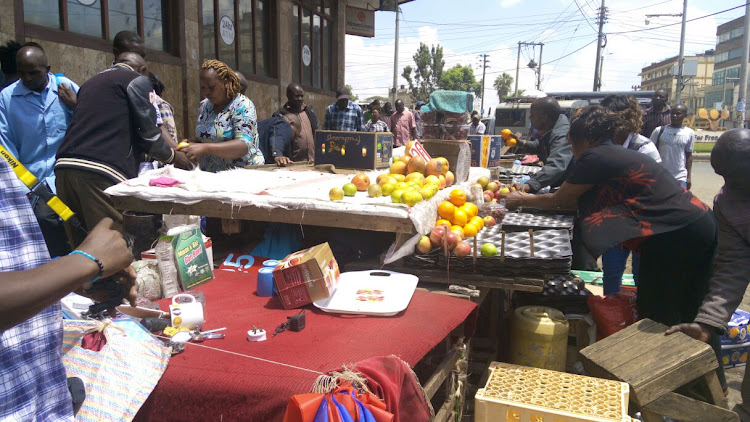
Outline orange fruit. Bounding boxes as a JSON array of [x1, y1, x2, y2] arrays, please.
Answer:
[[507, 138, 518, 147], [500, 128, 512, 140], [437, 157, 450, 175], [436, 219, 452, 228], [470, 216, 485, 230], [463, 202, 479, 218], [438, 175, 447, 189], [463, 223, 479, 238], [390, 161, 407, 175], [451, 225, 465, 239], [449, 189, 466, 207], [407, 156, 427, 174], [391, 174, 405, 183], [437, 201, 456, 221], [452, 209, 468, 226]]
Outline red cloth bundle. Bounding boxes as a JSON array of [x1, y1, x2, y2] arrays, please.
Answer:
[[283, 383, 393, 422]]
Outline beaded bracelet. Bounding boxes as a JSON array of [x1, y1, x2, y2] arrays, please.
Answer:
[[70, 250, 104, 285]]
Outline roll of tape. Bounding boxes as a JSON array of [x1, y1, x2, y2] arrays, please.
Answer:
[[247, 328, 267, 342]]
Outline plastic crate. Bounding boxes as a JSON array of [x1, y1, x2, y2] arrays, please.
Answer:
[[475, 362, 630, 422]]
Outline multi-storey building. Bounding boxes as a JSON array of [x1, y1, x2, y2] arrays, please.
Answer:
[[639, 50, 714, 114]]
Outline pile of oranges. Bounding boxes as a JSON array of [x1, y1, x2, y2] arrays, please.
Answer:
[[436, 189, 486, 239]]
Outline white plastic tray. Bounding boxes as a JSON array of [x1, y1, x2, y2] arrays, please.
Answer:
[[313, 270, 419, 316]]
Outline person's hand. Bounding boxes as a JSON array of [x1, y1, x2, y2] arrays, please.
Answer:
[[181, 143, 211, 162], [76, 267, 137, 310], [512, 183, 531, 193], [665, 322, 711, 343], [76, 218, 133, 278], [58, 83, 77, 109], [504, 191, 527, 210], [686, 180, 692, 190], [274, 156, 292, 167], [171, 150, 194, 170]]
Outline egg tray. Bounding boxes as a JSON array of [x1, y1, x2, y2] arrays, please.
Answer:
[[509, 164, 541, 175], [404, 249, 571, 278], [501, 213, 575, 231], [474, 228, 572, 259], [406, 229, 573, 277]]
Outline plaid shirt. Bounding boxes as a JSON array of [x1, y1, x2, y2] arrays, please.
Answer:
[[323, 101, 363, 132], [641, 105, 671, 138], [0, 159, 72, 420], [363, 119, 389, 132]]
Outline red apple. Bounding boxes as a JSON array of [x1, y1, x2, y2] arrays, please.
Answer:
[[486, 181, 500, 193], [416, 235, 432, 254], [483, 216, 496, 227], [443, 232, 460, 251], [484, 193, 493, 202], [454, 241, 471, 258], [430, 226, 448, 247]]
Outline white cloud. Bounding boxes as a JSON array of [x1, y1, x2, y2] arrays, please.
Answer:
[[500, 0, 521, 8]]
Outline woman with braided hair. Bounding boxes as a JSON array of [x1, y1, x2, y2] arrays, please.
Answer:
[[184, 59, 264, 172]]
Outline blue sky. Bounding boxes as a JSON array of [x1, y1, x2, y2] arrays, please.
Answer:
[[345, 0, 745, 111]]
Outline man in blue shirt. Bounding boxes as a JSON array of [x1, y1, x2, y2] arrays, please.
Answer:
[[323, 87, 363, 132], [0, 43, 79, 257]]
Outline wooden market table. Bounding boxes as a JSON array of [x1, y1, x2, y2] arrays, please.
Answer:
[[134, 259, 477, 422], [110, 195, 416, 234]]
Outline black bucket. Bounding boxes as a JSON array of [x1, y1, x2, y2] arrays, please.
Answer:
[[122, 211, 163, 258]]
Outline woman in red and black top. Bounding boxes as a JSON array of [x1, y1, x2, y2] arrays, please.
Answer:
[[506, 105, 716, 327], [506, 104, 725, 389]]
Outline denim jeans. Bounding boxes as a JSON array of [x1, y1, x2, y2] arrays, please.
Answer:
[[601, 244, 640, 295]]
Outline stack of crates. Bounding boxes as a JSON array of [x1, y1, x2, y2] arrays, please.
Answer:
[[474, 362, 631, 422]]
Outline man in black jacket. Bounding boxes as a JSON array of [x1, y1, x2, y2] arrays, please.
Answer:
[[516, 97, 573, 193], [273, 83, 318, 164], [55, 52, 190, 247], [258, 116, 294, 165]]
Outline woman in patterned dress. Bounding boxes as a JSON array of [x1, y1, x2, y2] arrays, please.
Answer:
[[182, 59, 265, 172]]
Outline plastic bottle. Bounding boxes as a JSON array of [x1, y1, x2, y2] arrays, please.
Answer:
[[155, 239, 181, 298]]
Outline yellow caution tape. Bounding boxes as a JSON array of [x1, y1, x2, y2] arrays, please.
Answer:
[[0, 144, 76, 222]]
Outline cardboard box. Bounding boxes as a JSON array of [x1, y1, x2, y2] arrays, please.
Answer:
[[314, 130, 393, 169], [722, 309, 750, 346], [721, 342, 750, 368], [467, 135, 503, 168], [273, 242, 340, 309]]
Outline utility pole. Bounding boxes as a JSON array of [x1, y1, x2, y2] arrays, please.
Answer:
[[675, 0, 688, 105], [593, 0, 606, 91], [479, 54, 490, 114], [738, 2, 750, 128], [514, 42, 521, 97], [515, 41, 543, 94], [391, 7, 400, 104], [537, 43, 543, 90]]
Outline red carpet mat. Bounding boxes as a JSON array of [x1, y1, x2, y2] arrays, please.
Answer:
[[135, 257, 477, 422]]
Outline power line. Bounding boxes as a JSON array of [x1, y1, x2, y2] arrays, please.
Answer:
[[609, 3, 747, 35]]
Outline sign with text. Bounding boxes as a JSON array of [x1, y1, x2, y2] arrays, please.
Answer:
[[315, 130, 393, 169], [694, 131, 724, 143], [345, 6, 375, 37]]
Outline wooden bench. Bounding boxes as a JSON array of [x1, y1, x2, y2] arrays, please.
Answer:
[[580, 319, 739, 422]]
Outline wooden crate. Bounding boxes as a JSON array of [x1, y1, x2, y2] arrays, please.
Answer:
[[421, 139, 470, 182]]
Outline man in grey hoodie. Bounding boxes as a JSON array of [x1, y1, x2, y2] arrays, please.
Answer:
[[667, 128, 750, 419]]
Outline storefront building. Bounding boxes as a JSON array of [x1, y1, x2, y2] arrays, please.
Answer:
[[2, 0, 349, 139]]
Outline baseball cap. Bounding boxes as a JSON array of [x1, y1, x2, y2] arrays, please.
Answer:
[[336, 87, 350, 100], [416, 100, 425, 106]]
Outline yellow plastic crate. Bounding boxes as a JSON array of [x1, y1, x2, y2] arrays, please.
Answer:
[[474, 362, 630, 422]]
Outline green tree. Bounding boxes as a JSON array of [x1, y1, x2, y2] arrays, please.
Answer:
[[510, 89, 526, 98], [402, 43, 445, 103], [363, 95, 388, 104], [493, 73, 514, 101], [440, 64, 481, 97], [344, 84, 359, 102]]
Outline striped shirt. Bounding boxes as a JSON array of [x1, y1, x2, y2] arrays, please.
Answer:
[[0, 158, 72, 420], [323, 101, 364, 132], [641, 105, 671, 138]]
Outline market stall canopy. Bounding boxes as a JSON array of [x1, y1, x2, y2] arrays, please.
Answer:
[[421, 91, 475, 114], [345, 0, 414, 10]]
